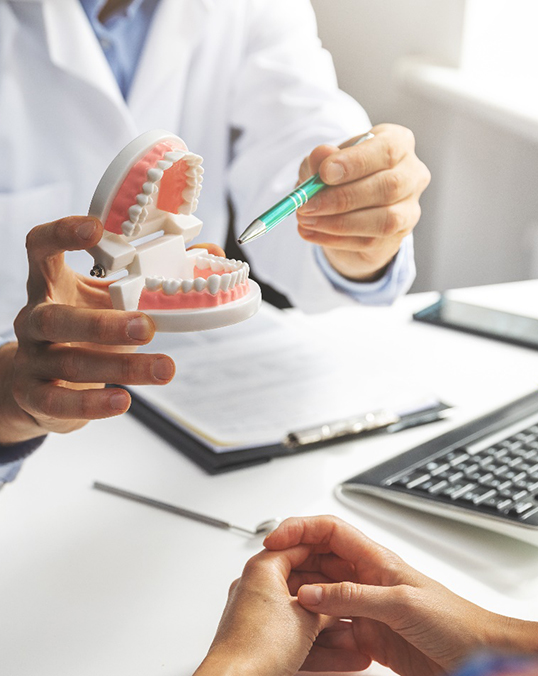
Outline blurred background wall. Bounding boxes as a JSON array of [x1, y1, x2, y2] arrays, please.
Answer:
[[310, 0, 538, 293]]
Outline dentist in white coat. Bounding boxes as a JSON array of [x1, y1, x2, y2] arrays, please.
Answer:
[[0, 0, 430, 450]]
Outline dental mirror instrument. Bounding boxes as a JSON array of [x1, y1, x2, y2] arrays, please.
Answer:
[[93, 481, 280, 536]]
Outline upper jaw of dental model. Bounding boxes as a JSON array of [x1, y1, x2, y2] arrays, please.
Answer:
[[144, 254, 250, 296], [121, 149, 204, 238]]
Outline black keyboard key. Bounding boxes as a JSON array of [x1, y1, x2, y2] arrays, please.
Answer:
[[496, 499, 514, 512], [446, 450, 470, 466], [428, 480, 449, 494]]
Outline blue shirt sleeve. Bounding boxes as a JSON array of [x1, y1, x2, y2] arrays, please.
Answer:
[[314, 235, 416, 306]]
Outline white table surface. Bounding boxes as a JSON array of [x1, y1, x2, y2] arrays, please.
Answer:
[[2, 284, 538, 676]]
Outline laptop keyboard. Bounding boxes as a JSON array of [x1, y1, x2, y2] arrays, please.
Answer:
[[384, 418, 538, 525]]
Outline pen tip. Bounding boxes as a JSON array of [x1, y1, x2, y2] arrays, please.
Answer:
[[237, 219, 267, 245]]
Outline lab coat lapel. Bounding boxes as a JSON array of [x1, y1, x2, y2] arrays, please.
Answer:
[[127, 0, 209, 129], [41, 0, 128, 114]]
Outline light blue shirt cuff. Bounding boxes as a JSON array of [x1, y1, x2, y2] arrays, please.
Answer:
[[314, 235, 416, 306], [0, 459, 24, 485]]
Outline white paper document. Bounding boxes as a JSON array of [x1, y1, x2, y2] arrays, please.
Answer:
[[134, 303, 438, 453]]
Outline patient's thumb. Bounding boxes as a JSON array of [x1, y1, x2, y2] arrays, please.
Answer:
[[298, 582, 393, 621]]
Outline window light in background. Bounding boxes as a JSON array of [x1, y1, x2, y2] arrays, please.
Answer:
[[462, 0, 538, 82]]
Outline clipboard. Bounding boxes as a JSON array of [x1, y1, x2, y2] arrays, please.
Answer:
[[127, 388, 450, 474]]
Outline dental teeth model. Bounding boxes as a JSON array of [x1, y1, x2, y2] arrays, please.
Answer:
[[88, 130, 261, 332]]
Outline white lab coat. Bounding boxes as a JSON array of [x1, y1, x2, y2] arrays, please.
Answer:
[[0, 0, 372, 334]]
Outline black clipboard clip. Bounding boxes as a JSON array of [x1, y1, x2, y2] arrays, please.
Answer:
[[284, 399, 452, 450]]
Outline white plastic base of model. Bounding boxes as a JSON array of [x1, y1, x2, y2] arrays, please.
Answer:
[[142, 280, 262, 332]]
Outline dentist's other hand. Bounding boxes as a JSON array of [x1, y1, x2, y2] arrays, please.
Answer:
[[297, 123, 430, 282], [1, 216, 175, 443], [264, 516, 537, 676]]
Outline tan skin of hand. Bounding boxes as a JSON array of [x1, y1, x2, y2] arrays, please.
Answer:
[[0, 216, 224, 443], [194, 545, 354, 676], [264, 516, 538, 676], [297, 123, 431, 282]]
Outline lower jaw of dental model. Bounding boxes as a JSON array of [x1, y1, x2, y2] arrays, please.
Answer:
[[139, 254, 250, 310]]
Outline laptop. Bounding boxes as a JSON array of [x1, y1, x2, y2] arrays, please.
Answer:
[[337, 390, 538, 545]]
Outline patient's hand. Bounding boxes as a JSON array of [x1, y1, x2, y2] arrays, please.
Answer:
[[194, 544, 355, 676], [0, 216, 177, 442], [265, 516, 538, 676]]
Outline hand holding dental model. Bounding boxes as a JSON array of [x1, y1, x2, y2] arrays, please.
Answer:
[[1, 131, 259, 443], [0, 215, 177, 443]]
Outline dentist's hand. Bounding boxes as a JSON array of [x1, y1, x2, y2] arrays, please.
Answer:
[[1, 216, 176, 443], [297, 123, 430, 282], [264, 516, 537, 676]]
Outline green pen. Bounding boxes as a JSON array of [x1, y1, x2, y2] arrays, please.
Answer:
[[237, 131, 374, 245]]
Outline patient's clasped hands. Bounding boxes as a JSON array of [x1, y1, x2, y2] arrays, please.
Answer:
[[196, 516, 538, 676]]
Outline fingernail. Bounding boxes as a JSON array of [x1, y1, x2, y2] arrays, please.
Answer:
[[127, 317, 152, 341], [152, 357, 174, 382], [298, 216, 317, 227], [110, 392, 128, 411], [77, 220, 97, 241], [325, 162, 345, 184], [300, 586, 323, 605], [299, 198, 319, 214]]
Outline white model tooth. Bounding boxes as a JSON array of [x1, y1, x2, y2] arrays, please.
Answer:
[[187, 153, 203, 166], [230, 271, 239, 287], [220, 273, 231, 292], [157, 160, 173, 171], [145, 276, 163, 291], [186, 168, 198, 178], [196, 256, 210, 270], [207, 274, 220, 295], [182, 187, 195, 202], [137, 193, 149, 206], [143, 181, 156, 195], [147, 167, 163, 182], [181, 279, 194, 293], [178, 203, 192, 215], [194, 277, 206, 292], [122, 220, 135, 237], [162, 279, 181, 295], [164, 151, 185, 162], [192, 199, 199, 211], [210, 259, 224, 272], [128, 204, 142, 222]]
